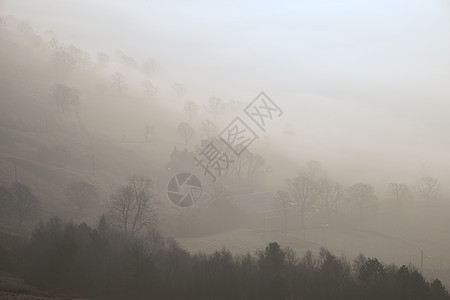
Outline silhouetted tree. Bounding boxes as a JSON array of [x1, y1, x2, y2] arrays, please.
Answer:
[[97, 52, 109, 67], [416, 176, 440, 201], [3, 222, 449, 300], [65, 44, 91, 68], [115, 49, 138, 68], [206, 96, 223, 119], [109, 176, 158, 236], [258, 242, 288, 299], [183, 101, 198, 121], [50, 83, 80, 113], [431, 279, 450, 300], [347, 183, 378, 217], [97, 214, 108, 234], [17, 22, 33, 35], [387, 182, 411, 208], [318, 247, 350, 299], [111, 72, 127, 94], [52, 50, 76, 72], [142, 79, 157, 98], [358, 257, 386, 283], [48, 38, 61, 52], [286, 175, 319, 228], [318, 177, 343, 223]]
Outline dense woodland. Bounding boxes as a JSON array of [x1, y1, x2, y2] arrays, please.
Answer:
[[0, 217, 448, 300]]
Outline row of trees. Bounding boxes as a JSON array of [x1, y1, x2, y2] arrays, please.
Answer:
[[110, 73, 158, 97], [0, 179, 101, 227], [183, 96, 246, 121], [1, 167, 438, 235], [4, 19, 161, 102], [280, 161, 442, 229], [0, 174, 158, 233], [63, 176, 158, 236], [1, 217, 448, 299]]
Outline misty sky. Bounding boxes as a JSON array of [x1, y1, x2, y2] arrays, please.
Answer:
[[2, 0, 450, 186]]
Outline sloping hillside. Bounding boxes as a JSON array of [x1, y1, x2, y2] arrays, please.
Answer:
[[0, 26, 175, 234]]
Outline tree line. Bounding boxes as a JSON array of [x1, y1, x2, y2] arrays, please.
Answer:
[[278, 161, 443, 230], [0, 217, 448, 300]]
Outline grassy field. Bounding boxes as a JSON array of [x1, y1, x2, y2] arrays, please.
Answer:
[[177, 204, 450, 286]]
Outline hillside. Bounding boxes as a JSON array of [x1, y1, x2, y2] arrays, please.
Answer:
[[2, 13, 450, 294], [0, 24, 174, 234]]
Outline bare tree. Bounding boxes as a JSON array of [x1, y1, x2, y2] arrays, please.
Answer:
[[206, 96, 223, 119], [142, 80, 158, 98], [183, 101, 198, 121], [65, 181, 98, 214], [318, 177, 343, 223], [17, 22, 33, 35], [177, 122, 195, 145], [109, 176, 158, 236], [276, 190, 291, 232], [65, 44, 91, 68], [416, 177, 440, 200], [112, 72, 127, 94], [285, 176, 319, 229], [97, 52, 109, 67], [387, 183, 411, 208], [52, 50, 76, 72], [50, 84, 80, 113], [115, 49, 138, 68], [48, 38, 62, 53], [346, 183, 378, 217]]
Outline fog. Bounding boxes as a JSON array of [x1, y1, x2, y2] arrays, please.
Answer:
[[5, 0, 450, 185], [1, 0, 450, 299]]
